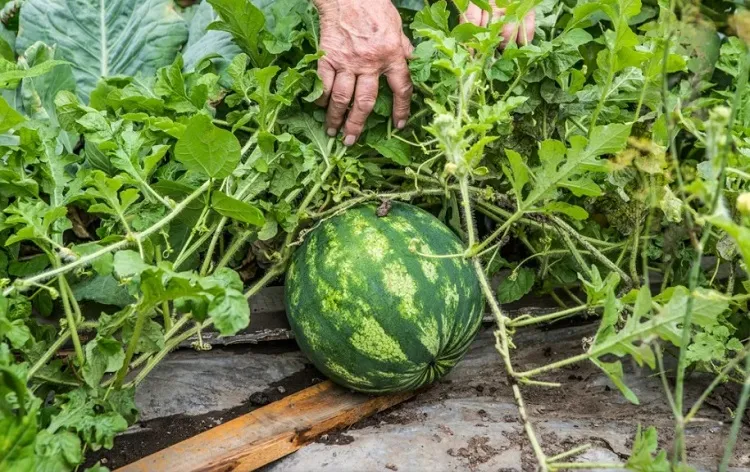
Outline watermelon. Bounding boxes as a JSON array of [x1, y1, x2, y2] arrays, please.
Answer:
[[284, 202, 484, 393]]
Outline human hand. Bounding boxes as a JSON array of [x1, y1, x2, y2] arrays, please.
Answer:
[[313, 0, 414, 145], [460, 1, 536, 47]]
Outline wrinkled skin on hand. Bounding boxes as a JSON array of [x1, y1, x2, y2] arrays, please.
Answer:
[[461, 1, 536, 47], [314, 0, 414, 145], [313, 0, 536, 145]]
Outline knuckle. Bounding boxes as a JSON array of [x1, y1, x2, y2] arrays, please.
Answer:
[[330, 92, 352, 106], [356, 95, 377, 110], [347, 115, 366, 128], [395, 82, 413, 98]]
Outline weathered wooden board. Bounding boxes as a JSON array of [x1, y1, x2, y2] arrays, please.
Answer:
[[116, 381, 415, 472]]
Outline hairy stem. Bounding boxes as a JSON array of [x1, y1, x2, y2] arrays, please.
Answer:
[[4, 181, 211, 297], [57, 270, 84, 366], [114, 307, 149, 388], [719, 353, 750, 472]]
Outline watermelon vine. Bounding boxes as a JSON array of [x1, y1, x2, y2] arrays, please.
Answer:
[[1, 0, 750, 471]]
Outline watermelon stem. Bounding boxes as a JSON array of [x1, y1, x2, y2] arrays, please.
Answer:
[[458, 173, 550, 470]]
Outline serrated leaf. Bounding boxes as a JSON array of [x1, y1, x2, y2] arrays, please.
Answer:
[[497, 267, 535, 303], [209, 287, 250, 336], [174, 114, 241, 179], [207, 0, 270, 68], [81, 336, 124, 388], [0, 96, 23, 133]]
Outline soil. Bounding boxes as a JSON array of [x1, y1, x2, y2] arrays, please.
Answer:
[[87, 301, 750, 471], [84, 342, 322, 470]]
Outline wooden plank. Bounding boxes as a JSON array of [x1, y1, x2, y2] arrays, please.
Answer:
[[116, 381, 416, 472]]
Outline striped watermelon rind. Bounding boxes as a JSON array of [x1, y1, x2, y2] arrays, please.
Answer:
[[284, 202, 484, 393]]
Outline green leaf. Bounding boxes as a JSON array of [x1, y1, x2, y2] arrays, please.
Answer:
[[594, 284, 654, 361], [0, 58, 69, 88], [48, 389, 128, 451], [17, 0, 188, 100], [183, 1, 242, 74], [211, 191, 265, 226], [591, 358, 639, 404], [72, 275, 135, 308], [208, 0, 270, 68], [18, 42, 77, 123], [175, 114, 241, 179], [626, 426, 670, 471], [586, 123, 632, 156], [367, 129, 412, 165], [542, 202, 589, 220], [209, 288, 250, 336], [0, 410, 37, 472], [0, 96, 23, 133], [497, 267, 535, 303], [503, 149, 528, 203], [122, 319, 164, 355], [708, 216, 750, 269], [81, 336, 125, 388], [35, 430, 83, 472], [411, 1, 450, 36], [113, 250, 150, 279]]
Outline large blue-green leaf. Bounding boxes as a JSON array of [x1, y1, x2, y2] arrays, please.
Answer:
[[393, 0, 426, 10], [16, 0, 189, 101], [182, 0, 241, 74]]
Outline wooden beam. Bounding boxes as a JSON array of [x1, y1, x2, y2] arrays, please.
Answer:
[[116, 381, 415, 472]]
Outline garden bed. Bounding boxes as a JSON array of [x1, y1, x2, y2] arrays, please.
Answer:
[[83, 292, 749, 471]]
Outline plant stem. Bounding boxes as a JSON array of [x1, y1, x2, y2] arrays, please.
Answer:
[[4, 181, 211, 297], [459, 178, 476, 248], [550, 216, 633, 288], [57, 269, 84, 367], [27, 330, 72, 379], [719, 353, 750, 472], [685, 345, 749, 423], [62, 276, 83, 323], [655, 345, 679, 420], [509, 304, 592, 328], [173, 221, 220, 270], [216, 230, 253, 270], [201, 217, 228, 276], [155, 247, 172, 331], [546, 444, 591, 463], [457, 175, 548, 470], [470, 211, 521, 256], [129, 323, 204, 388], [548, 463, 623, 470], [114, 307, 149, 388]]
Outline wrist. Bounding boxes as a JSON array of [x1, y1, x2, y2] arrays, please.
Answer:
[[314, 0, 392, 17]]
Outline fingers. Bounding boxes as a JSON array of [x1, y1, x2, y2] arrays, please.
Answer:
[[315, 59, 336, 107], [501, 21, 519, 48], [343, 75, 379, 145], [519, 10, 536, 45], [386, 61, 413, 130], [461, 4, 484, 26], [401, 34, 414, 59], [325, 72, 356, 137]]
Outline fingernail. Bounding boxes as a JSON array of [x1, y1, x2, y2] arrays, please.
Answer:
[[397, 120, 406, 130], [327, 128, 337, 137], [344, 135, 356, 146]]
